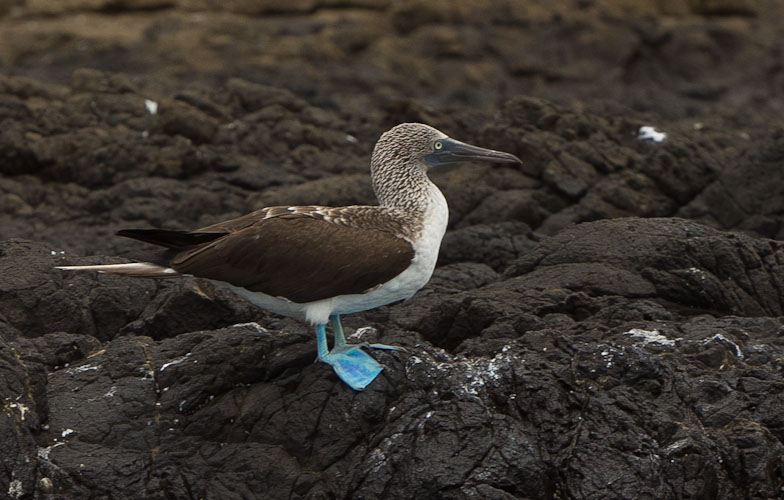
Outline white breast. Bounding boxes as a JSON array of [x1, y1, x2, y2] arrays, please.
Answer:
[[326, 182, 448, 320]]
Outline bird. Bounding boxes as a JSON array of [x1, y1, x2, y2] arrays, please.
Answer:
[[56, 123, 521, 390]]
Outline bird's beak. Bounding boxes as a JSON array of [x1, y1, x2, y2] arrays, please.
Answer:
[[425, 138, 522, 167]]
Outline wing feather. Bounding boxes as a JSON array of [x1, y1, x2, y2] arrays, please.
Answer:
[[170, 214, 415, 303]]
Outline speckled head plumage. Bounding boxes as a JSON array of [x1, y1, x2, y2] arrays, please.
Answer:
[[370, 123, 447, 210], [372, 123, 447, 169], [370, 123, 521, 210]]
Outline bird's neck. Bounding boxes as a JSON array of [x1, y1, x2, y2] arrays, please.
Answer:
[[372, 160, 436, 213], [371, 158, 449, 245]]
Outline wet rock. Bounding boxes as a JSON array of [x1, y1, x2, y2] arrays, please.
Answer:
[[505, 218, 784, 317], [680, 133, 784, 240], [0, 239, 262, 342], [1, 239, 102, 337], [542, 151, 599, 199], [71, 68, 139, 95], [5, 207, 784, 500], [439, 221, 535, 271], [0, 121, 39, 176], [2, 1, 784, 497], [226, 78, 307, 114], [119, 279, 265, 340], [155, 98, 221, 144], [692, 0, 757, 16], [0, 337, 47, 500]]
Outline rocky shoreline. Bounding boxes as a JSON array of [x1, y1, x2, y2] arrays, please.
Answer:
[[2, 1, 784, 498]]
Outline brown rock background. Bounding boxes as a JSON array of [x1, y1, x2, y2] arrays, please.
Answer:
[[1, 1, 784, 499]]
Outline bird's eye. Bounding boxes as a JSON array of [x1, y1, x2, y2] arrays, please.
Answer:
[[434, 141, 443, 150]]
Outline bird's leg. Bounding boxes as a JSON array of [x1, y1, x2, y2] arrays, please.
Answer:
[[330, 314, 347, 347], [315, 323, 330, 361], [315, 316, 383, 391], [330, 314, 407, 352]]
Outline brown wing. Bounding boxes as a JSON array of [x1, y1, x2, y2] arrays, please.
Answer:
[[115, 208, 276, 250], [169, 214, 415, 303]]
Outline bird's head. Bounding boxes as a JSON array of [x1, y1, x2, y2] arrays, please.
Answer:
[[372, 123, 521, 173]]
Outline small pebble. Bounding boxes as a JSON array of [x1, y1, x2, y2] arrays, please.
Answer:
[[38, 477, 53, 494]]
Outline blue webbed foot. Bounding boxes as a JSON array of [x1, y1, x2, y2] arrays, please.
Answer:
[[315, 320, 384, 390], [330, 315, 406, 353], [320, 344, 383, 391], [366, 343, 407, 352]]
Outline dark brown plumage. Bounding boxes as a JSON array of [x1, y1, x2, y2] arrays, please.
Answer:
[[117, 206, 416, 303]]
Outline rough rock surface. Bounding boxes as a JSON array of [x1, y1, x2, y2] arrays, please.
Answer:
[[2, 1, 784, 499]]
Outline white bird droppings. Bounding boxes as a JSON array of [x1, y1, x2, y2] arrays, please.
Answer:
[[704, 333, 744, 360], [37, 443, 64, 461], [160, 353, 192, 371], [230, 322, 268, 333], [637, 126, 667, 142], [8, 479, 23, 499], [144, 99, 158, 114], [8, 402, 30, 421], [624, 328, 677, 347], [64, 363, 100, 375]]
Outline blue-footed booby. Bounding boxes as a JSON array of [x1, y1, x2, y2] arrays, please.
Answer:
[[57, 123, 521, 390]]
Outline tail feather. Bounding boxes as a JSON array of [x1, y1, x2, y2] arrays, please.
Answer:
[[117, 229, 225, 249], [55, 262, 180, 278]]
